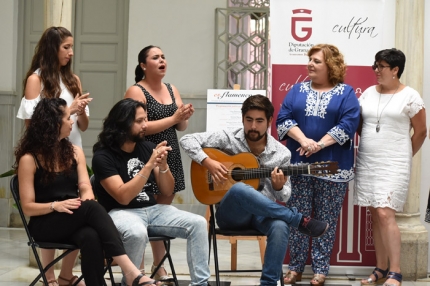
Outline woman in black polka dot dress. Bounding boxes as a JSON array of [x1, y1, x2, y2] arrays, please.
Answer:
[[125, 45, 194, 282]]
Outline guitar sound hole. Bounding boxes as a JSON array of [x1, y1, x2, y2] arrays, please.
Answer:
[[231, 167, 245, 182]]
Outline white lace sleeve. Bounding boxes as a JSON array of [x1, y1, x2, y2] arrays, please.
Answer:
[[16, 95, 41, 119], [407, 88, 425, 118]]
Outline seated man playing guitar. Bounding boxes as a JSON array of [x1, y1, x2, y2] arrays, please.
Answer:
[[180, 94, 329, 286]]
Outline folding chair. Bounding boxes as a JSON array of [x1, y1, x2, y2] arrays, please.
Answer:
[[89, 175, 179, 286], [207, 204, 285, 286], [10, 175, 116, 286]]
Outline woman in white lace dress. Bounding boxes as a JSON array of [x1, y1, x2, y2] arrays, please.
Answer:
[[354, 48, 426, 286]]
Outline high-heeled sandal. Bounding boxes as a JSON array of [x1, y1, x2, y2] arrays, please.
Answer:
[[310, 274, 325, 286], [361, 267, 389, 285], [383, 272, 402, 286], [47, 280, 59, 286], [58, 275, 81, 286], [132, 273, 160, 286], [284, 270, 302, 284], [151, 264, 174, 285]]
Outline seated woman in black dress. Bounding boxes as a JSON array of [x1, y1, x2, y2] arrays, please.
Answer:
[[14, 97, 160, 286]]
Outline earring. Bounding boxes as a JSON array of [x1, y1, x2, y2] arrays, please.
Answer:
[[393, 76, 395, 79], [143, 68, 146, 71]]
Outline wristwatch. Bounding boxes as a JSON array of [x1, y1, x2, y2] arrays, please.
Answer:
[[318, 140, 325, 149]]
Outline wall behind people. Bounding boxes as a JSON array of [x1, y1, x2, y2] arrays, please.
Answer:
[[421, 0, 430, 271], [127, 0, 225, 214], [0, 1, 19, 227]]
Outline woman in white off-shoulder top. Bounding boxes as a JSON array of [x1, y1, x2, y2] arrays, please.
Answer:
[[17, 26, 92, 286]]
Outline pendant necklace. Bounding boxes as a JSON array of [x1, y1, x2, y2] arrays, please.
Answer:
[[375, 84, 400, 132]]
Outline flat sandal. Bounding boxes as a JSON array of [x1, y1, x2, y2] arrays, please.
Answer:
[[310, 274, 325, 286], [284, 270, 302, 284]]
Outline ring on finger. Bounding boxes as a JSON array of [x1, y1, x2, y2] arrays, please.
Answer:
[[307, 146, 312, 151]]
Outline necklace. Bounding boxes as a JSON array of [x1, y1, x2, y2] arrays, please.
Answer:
[[375, 84, 400, 132]]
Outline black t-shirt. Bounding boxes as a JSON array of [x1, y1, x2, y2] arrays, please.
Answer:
[[92, 141, 158, 212]]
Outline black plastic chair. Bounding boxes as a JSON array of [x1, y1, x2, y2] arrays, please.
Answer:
[[207, 204, 285, 286], [10, 175, 116, 286], [89, 175, 179, 286]]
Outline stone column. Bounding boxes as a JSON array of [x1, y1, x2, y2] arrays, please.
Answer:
[[44, 0, 72, 30], [394, 0, 428, 280]]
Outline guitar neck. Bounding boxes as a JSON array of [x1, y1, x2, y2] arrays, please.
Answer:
[[232, 165, 310, 180]]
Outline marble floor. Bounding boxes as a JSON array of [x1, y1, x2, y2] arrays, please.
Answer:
[[1, 227, 429, 286]]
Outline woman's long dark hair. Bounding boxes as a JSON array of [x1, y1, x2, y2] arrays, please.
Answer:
[[93, 98, 147, 156], [14, 98, 75, 183], [134, 45, 161, 82], [23, 26, 80, 99]]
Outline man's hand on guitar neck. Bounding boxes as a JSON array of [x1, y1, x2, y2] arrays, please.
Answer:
[[201, 157, 228, 185], [271, 166, 287, 191]]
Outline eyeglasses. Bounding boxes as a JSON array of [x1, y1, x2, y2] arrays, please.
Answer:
[[371, 64, 390, 71]]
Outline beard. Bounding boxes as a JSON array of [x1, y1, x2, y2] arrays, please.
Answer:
[[245, 130, 266, 142], [128, 131, 145, 143]]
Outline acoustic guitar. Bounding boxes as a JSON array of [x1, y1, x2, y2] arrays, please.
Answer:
[[190, 148, 339, 205]]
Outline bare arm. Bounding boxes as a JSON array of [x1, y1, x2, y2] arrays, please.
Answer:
[[411, 108, 427, 156], [74, 75, 90, 132], [74, 145, 95, 200], [18, 154, 82, 216], [125, 84, 194, 135]]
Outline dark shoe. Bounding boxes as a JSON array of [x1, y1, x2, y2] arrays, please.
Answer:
[[133, 273, 161, 286], [383, 272, 402, 286], [297, 216, 328, 238], [361, 267, 389, 285]]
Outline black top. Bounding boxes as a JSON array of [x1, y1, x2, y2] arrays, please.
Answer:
[[92, 141, 158, 213]]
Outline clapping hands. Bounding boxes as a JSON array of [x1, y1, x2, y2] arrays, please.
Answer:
[[71, 92, 93, 115], [174, 103, 194, 123]]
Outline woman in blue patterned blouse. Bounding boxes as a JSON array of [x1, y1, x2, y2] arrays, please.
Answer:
[[276, 44, 360, 286]]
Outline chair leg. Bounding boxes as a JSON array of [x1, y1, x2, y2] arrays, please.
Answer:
[[30, 246, 48, 286], [149, 240, 178, 286], [210, 225, 220, 286], [31, 248, 75, 286], [229, 238, 237, 271], [163, 240, 179, 286], [104, 257, 117, 286]]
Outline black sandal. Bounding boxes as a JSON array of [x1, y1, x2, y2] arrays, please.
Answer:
[[383, 272, 402, 286], [132, 273, 160, 286], [361, 267, 389, 285]]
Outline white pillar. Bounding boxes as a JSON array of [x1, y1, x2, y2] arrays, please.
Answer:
[[395, 0, 428, 280], [44, 0, 72, 30]]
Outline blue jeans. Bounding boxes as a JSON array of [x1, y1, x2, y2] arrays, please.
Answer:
[[109, 205, 210, 286], [215, 182, 302, 286]]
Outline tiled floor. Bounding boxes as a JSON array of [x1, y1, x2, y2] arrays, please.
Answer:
[[0, 227, 429, 286]]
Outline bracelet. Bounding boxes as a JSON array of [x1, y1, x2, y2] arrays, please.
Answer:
[[159, 167, 169, 174], [318, 140, 325, 149], [50, 201, 57, 212], [136, 173, 148, 180]]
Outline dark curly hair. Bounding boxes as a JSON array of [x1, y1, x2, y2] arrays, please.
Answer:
[[93, 98, 147, 156], [23, 26, 81, 99], [14, 98, 74, 183], [308, 44, 346, 86], [374, 48, 406, 79], [134, 45, 161, 82]]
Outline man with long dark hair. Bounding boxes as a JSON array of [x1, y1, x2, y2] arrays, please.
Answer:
[[92, 98, 210, 286]]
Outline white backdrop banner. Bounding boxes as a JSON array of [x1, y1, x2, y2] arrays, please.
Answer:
[[270, 0, 396, 268]]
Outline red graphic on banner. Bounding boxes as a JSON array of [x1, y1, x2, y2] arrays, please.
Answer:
[[291, 9, 313, 42], [271, 64, 378, 266]]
